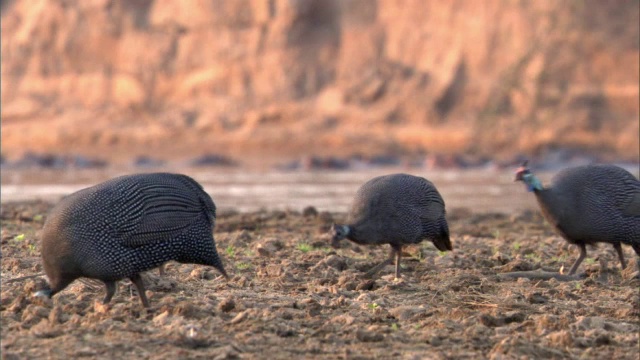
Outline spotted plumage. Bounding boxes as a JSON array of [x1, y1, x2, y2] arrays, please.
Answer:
[[36, 173, 228, 307], [330, 173, 452, 278], [515, 162, 640, 275]]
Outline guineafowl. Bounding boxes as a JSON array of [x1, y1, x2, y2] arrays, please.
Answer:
[[330, 173, 452, 278], [515, 161, 640, 275], [35, 173, 228, 307]]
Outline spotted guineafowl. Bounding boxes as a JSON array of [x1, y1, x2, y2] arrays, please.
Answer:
[[515, 161, 640, 275], [35, 173, 228, 307], [330, 173, 452, 278]]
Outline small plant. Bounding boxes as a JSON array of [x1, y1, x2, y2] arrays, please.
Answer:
[[243, 249, 255, 257], [296, 243, 312, 253], [225, 245, 236, 258], [437, 250, 447, 257], [512, 242, 521, 251], [492, 229, 501, 239], [367, 302, 379, 311], [33, 214, 44, 222], [13, 234, 25, 242], [391, 323, 400, 331], [27, 244, 37, 255], [574, 282, 582, 290], [585, 257, 596, 265], [236, 262, 251, 270], [524, 253, 542, 262]]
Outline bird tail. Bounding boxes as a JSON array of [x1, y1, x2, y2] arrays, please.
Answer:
[[432, 218, 453, 251]]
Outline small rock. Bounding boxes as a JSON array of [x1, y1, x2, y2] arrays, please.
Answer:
[[173, 301, 200, 318], [230, 310, 248, 324], [302, 206, 318, 217], [318, 212, 334, 224], [356, 280, 376, 291], [29, 318, 62, 338], [545, 330, 574, 347], [572, 316, 606, 331], [297, 298, 321, 311], [218, 297, 236, 313], [388, 306, 424, 321], [356, 329, 384, 342], [153, 311, 171, 326], [48, 306, 66, 324], [463, 324, 492, 339], [8, 295, 27, 313], [276, 327, 296, 337], [330, 314, 355, 326], [323, 255, 347, 271], [527, 292, 548, 304]]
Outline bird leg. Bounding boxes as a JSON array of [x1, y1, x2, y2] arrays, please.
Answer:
[[129, 274, 150, 308], [102, 281, 117, 304], [158, 264, 166, 276], [567, 243, 587, 275], [364, 247, 396, 278], [612, 242, 627, 270], [394, 245, 402, 279]]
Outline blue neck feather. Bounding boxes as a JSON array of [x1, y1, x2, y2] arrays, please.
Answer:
[[523, 174, 543, 192]]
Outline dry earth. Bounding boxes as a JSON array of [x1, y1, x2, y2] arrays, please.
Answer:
[[1, 201, 639, 359]]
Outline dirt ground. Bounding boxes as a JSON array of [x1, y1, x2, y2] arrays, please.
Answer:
[[1, 201, 639, 359]]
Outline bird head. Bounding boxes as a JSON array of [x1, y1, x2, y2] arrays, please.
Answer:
[[329, 224, 350, 248], [514, 160, 542, 191], [513, 160, 531, 182]]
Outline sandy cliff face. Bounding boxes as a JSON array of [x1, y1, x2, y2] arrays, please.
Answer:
[[2, 0, 638, 164]]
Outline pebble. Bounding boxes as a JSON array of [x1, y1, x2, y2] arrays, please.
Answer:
[[356, 329, 384, 342], [218, 297, 236, 313]]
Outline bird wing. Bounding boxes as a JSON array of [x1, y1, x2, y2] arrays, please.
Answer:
[[419, 200, 445, 221], [622, 191, 640, 217], [110, 180, 207, 248]]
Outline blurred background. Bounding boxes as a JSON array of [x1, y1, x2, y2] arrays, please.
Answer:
[[1, 0, 639, 210]]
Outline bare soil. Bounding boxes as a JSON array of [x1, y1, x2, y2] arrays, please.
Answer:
[[1, 201, 639, 359]]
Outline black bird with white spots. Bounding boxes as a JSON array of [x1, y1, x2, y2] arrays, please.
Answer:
[[330, 173, 452, 279], [515, 162, 640, 275], [35, 173, 228, 307]]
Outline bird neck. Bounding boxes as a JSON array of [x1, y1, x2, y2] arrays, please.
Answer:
[[522, 173, 544, 192]]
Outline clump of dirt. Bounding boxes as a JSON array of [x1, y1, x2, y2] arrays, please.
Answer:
[[1, 202, 638, 358]]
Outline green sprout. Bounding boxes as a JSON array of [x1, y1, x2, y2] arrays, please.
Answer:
[[296, 243, 312, 253], [524, 253, 541, 262], [437, 250, 447, 257], [13, 234, 25, 242], [243, 249, 255, 257], [367, 303, 379, 311], [512, 242, 521, 251], [585, 258, 596, 265], [236, 262, 251, 270], [33, 214, 44, 222], [27, 244, 37, 255], [225, 245, 236, 258], [391, 323, 400, 331]]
